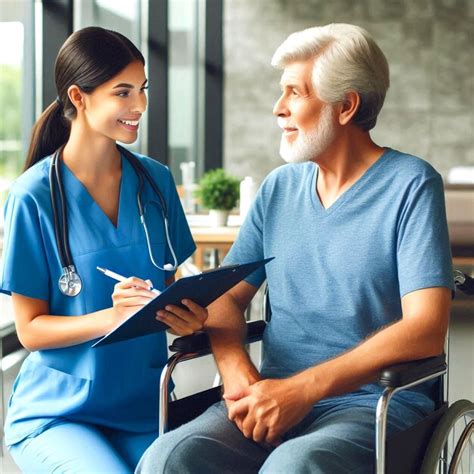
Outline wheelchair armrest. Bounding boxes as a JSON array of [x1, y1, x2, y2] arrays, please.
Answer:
[[378, 354, 446, 389], [169, 320, 267, 354]]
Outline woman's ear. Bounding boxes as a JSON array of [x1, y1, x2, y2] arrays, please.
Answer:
[[67, 85, 85, 111], [337, 91, 360, 126]]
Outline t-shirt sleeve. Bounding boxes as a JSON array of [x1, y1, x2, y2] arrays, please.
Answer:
[[1, 191, 50, 300], [397, 174, 453, 297], [164, 170, 196, 278], [222, 186, 266, 289]]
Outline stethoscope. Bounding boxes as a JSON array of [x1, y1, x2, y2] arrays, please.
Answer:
[[50, 144, 178, 297]]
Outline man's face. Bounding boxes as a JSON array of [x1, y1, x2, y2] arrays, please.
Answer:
[[273, 59, 336, 164]]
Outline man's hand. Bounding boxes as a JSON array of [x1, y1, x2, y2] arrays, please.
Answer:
[[223, 365, 262, 433], [224, 376, 314, 446]]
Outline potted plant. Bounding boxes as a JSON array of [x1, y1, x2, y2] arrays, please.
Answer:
[[196, 168, 240, 226]]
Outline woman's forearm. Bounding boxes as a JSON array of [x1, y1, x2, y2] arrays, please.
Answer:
[[19, 308, 116, 351]]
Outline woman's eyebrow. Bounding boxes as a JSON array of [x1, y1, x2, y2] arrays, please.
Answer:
[[113, 79, 148, 89]]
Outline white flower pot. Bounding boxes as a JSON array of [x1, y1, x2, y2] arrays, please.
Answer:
[[209, 209, 229, 227]]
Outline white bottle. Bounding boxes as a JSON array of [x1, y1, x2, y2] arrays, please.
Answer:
[[180, 162, 196, 214], [239, 176, 257, 221]]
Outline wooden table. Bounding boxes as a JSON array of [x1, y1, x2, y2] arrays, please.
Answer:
[[189, 225, 240, 270]]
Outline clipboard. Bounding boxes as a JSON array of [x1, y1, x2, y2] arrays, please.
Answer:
[[93, 257, 274, 347]]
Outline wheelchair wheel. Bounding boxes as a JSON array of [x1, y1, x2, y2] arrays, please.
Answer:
[[420, 399, 474, 474]]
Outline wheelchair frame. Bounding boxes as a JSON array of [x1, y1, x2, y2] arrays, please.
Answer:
[[159, 278, 473, 473]]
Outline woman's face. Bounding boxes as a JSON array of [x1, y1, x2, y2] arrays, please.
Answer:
[[79, 60, 148, 144]]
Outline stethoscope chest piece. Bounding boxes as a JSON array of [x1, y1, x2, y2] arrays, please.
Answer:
[[50, 145, 177, 297], [59, 265, 83, 297]]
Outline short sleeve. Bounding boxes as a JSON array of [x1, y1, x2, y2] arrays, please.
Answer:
[[397, 174, 453, 297], [222, 187, 266, 288], [164, 171, 196, 277], [1, 192, 50, 299]]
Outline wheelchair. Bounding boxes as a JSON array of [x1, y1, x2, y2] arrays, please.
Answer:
[[159, 271, 474, 474]]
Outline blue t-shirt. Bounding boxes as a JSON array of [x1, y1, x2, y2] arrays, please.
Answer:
[[223, 148, 453, 411], [1, 152, 196, 446]]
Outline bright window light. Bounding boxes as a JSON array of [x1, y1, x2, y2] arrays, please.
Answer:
[[0, 22, 23, 65]]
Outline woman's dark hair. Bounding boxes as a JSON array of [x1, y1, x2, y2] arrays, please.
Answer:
[[24, 27, 144, 171]]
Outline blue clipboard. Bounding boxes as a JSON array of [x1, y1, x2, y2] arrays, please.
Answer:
[[92, 257, 274, 347]]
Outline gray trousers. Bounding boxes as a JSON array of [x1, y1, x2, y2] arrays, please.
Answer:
[[136, 394, 426, 474]]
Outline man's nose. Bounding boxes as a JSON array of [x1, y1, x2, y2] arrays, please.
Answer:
[[273, 94, 289, 117]]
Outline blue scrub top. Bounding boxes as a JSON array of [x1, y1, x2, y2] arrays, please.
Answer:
[[1, 152, 196, 446]]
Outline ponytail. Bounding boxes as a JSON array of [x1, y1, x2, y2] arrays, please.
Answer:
[[23, 99, 70, 171]]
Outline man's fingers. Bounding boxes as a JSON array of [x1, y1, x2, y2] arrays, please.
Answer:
[[252, 422, 268, 444], [265, 430, 283, 447], [234, 416, 245, 433], [228, 399, 248, 421], [223, 388, 248, 401], [240, 413, 257, 439]]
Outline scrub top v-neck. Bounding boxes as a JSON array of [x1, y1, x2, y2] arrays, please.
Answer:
[[0, 152, 196, 447], [61, 154, 135, 245]]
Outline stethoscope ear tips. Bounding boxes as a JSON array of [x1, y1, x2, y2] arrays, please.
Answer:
[[163, 263, 175, 272]]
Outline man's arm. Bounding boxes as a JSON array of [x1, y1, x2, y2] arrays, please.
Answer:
[[227, 286, 451, 445], [296, 286, 450, 400], [205, 281, 262, 395]]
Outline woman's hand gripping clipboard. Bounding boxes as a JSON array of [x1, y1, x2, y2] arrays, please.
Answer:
[[92, 257, 274, 347]]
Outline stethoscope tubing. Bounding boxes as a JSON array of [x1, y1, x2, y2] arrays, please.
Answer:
[[50, 145, 178, 297], [55, 147, 73, 266], [50, 147, 70, 269]]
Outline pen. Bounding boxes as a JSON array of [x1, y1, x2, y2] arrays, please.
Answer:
[[96, 266, 161, 295]]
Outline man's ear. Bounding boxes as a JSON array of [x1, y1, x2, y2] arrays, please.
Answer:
[[67, 85, 85, 111], [337, 91, 360, 126]]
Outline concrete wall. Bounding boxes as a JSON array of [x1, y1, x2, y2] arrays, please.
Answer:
[[223, 0, 474, 183]]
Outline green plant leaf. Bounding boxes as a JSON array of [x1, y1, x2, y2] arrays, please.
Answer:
[[195, 168, 240, 211]]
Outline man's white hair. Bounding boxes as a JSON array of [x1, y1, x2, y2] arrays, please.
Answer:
[[271, 24, 389, 131]]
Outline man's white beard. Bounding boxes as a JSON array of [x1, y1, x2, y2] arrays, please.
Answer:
[[279, 105, 336, 164]]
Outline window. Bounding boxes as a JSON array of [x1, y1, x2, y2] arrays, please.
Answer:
[[168, 0, 205, 189], [0, 0, 223, 222], [0, 2, 35, 217]]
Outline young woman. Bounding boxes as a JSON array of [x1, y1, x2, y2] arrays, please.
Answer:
[[1, 26, 206, 472]]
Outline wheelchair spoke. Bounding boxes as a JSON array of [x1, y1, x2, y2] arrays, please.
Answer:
[[447, 418, 473, 474], [429, 407, 474, 474]]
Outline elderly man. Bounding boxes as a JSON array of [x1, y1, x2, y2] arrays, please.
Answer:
[[138, 24, 453, 473]]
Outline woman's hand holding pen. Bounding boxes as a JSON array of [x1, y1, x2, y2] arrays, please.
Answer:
[[111, 276, 157, 324], [109, 273, 208, 336], [156, 300, 208, 336]]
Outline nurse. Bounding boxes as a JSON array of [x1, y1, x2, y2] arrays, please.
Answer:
[[1, 27, 206, 472]]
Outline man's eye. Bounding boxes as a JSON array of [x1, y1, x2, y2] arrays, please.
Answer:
[[291, 89, 299, 96]]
